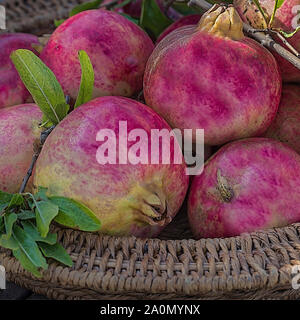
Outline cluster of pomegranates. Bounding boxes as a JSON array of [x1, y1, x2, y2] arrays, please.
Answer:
[[0, 0, 299, 239]]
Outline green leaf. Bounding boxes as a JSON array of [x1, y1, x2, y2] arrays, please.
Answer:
[[171, 3, 200, 15], [12, 225, 48, 270], [17, 210, 36, 220], [69, 0, 103, 17], [114, 0, 132, 9], [7, 194, 24, 209], [54, 19, 66, 27], [280, 26, 300, 38], [0, 191, 13, 204], [74, 50, 95, 109], [0, 234, 19, 250], [269, 0, 285, 27], [276, 0, 285, 9], [119, 13, 140, 25], [35, 201, 59, 238], [34, 187, 49, 202], [21, 221, 57, 245], [4, 213, 17, 239], [13, 248, 42, 278], [39, 242, 73, 267], [0, 217, 4, 233], [140, 0, 173, 39], [0, 191, 13, 212], [50, 197, 101, 232], [10, 49, 69, 125]]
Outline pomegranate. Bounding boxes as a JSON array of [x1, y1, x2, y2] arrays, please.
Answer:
[[264, 84, 300, 154], [234, 0, 300, 83], [143, 5, 282, 146], [0, 33, 39, 109], [33, 96, 189, 238], [40, 10, 154, 102], [0, 104, 42, 193], [188, 138, 300, 239], [156, 14, 202, 43]]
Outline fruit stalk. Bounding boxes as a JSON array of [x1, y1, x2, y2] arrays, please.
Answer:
[[188, 0, 300, 71], [18, 125, 56, 194]]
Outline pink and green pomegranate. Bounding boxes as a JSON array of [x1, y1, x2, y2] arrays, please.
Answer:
[[156, 14, 202, 43], [144, 5, 282, 146], [264, 84, 300, 154], [188, 138, 300, 239], [40, 10, 154, 102], [0, 104, 42, 193], [33, 96, 189, 238], [234, 0, 300, 83], [0, 33, 39, 109]]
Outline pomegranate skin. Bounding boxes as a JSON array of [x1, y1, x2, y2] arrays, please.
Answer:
[[234, 0, 300, 83], [0, 104, 42, 193], [33, 96, 189, 238], [144, 25, 282, 145], [0, 33, 39, 109], [188, 138, 300, 239], [264, 84, 300, 154], [40, 10, 154, 101], [156, 14, 202, 43]]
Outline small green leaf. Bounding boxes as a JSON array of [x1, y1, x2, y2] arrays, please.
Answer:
[[114, 0, 132, 9], [21, 221, 57, 245], [7, 194, 24, 209], [0, 217, 4, 233], [269, 0, 285, 27], [280, 26, 300, 38], [74, 50, 95, 109], [39, 242, 73, 267], [54, 19, 66, 27], [4, 213, 17, 239], [69, 0, 103, 17], [10, 49, 69, 125], [13, 248, 42, 278], [0, 191, 13, 212], [140, 0, 173, 39], [50, 197, 101, 232], [0, 234, 19, 250], [35, 201, 59, 238], [12, 225, 48, 270], [171, 3, 200, 15], [0, 190, 13, 204], [119, 13, 140, 25], [18, 210, 36, 220], [34, 187, 49, 202], [276, 0, 285, 9]]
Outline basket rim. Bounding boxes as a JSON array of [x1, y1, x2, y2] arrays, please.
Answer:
[[1, 222, 300, 299]]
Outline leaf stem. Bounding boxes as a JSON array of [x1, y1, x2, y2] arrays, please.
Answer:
[[269, 0, 278, 28]]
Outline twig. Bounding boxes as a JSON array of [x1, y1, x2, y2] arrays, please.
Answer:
[[163, 0, 177, 13], [18, 125, 56, 194], [187, 0, 300, 71]]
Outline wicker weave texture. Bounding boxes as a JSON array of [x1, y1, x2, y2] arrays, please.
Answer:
[[1, 0, 300, 300], [3, 0, 85, 34], [1, 220, 300, 300]]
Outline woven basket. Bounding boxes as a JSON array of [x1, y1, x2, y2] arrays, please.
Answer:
[[1, 0, 300, 300]]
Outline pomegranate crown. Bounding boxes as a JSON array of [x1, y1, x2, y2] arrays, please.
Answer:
[[197, 4, 245, 41]]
